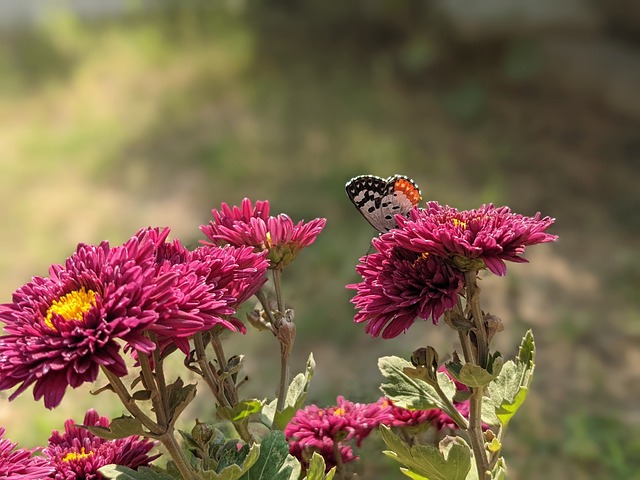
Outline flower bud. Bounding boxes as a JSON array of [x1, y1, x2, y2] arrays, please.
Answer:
[[408, 346, 439, 384], [484, 313, 504, 343], [277, 320, 296, 356], [192, 420, 216, 445]]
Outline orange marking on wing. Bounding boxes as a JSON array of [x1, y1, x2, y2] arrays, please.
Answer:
[[395, 178, 422, 205]]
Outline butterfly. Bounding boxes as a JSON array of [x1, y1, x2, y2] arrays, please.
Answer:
[[345, 174, 422, 232]]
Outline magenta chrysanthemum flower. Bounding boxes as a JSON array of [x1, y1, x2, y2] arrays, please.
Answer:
[[0, 239, 161, 409], [380, 399, 435, 429], [284, 401, 358, 471], [200, 198, 326, 269], [348, 236, 464, 339], [43, 409, 159, 479], [285, 396, 398, 471], [393, 202, 557, 276], [0, 428, 53, 479], [341, 397, 395, 445], [125, 228, 268, 353]]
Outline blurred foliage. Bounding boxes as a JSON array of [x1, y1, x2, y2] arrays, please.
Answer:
[[0, 2, 639, 479]]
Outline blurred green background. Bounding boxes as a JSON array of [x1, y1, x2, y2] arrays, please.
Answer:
[[0, 1, 639, 478]]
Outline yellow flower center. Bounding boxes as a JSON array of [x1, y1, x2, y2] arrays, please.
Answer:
[[452, 218, 467, 229], [333, 407, 346, 416], [62, 447, 93, 463], [45, 287, 97, 331]]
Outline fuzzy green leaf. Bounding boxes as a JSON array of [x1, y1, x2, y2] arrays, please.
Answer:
[[259, 399, 277, 428], [272, 406, 296, 431], [306, 452, 336, 480], [98, 465, 177, 479], [379, 356, 456, 411], [485, 330, 535, 428], [380, 425, 471, 480], [238, 430, 294, 480], [166, 378, 197, 422], [87, 416, 144, 440], [201, 442, 260, 480], [491, 458, 507, 480], [285, 353, 315, 410], [446, 362, 496, 388], [218, 400, 264, 422], [400, 469, 429, 479]]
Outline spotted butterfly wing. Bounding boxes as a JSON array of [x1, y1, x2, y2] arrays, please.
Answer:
[[345, 174, 422, 232]]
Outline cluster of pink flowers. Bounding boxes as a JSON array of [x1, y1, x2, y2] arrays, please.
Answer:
[[285, 377, 476, 472], [0, 227, 267, 409], [348, 201, 556, 338], [0, 410, 157, 479], [201, 198, 326, 270], [0, 199, 325, 410]]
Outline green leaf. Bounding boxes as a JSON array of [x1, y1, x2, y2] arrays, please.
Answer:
[[166, 378, 197, 423], [484, 330, 535, 428], [216, 442, 251, 473], [380, 425, 471, 480], [218, 400, 265, 422], [98, 465, 177, 479], [379, 356, 456, 411], [400, 468, 429, 479], [284, 352, 315, 410], [282, 454, 303, 480], [239, 431, 294, 480], [271, 353, 315, 430], [446, 362, 496, 388], [491, 457, 507, 480], [87, 416, 144, 440], [272, 406, 296, 431], [306, 452, 336, 480], [259, 399, 277, 427], [202, 442, 261, 480]]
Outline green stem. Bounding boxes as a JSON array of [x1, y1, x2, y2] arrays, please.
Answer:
[[159, 430, 199, 480], [468, 386, 491, 480], [271, 268, 291, 414], [100, 366, 162, 436], [149, 333, 169, 411], [272, 268, 285, 313], [101, 363, 197, 480], [210, 334, 238, 405], [193, 332, 230, 407], [255, 288, 278, 327], [137, 349, 168, 428], [434, 382, 469, 430], [464, 270, 488, 368], [453, 300, 474, 364], [276, 342, 290, 414]]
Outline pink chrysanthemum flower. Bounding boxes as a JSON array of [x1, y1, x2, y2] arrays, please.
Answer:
[[43, 409, 159, 479], [379, 398, 435, 429], [285, 396, 398, 471], [200, 198, 326, 269], [342, 397, 395, 445], [284, 401, 358, 471], [348, 236, 464, 339], [0, 239, 161, 409], [0, 428, 53, 479], [393, 202, 557, 276], [125, 228, 268, 353]]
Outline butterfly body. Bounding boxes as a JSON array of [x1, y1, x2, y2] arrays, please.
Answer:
[[345, 174, 422, 232]]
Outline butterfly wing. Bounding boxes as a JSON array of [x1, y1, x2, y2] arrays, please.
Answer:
[[346, 174, 422, 232]]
